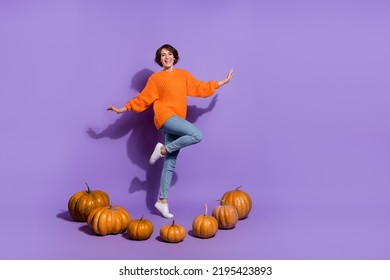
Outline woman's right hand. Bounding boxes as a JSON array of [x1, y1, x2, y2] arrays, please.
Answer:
[[107, 105, 127, 114]]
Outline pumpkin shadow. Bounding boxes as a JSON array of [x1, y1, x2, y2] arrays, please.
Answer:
[[238, 216, 250, 221], [121, 232, 133, 241], [155, 235, 184, 244], [78, 225, 96, 236], [121, 232, 153, 241], [187, 230, 217, 239], [87, 68, 219, 214], [155, 235, 165, 243], [217, 226, 236, 230], [187, 230, 197, 238], [56, 210, 74, 222]]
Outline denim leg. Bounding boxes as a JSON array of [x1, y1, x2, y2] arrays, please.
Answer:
[[161, 115, 203, 153], [159, 133, 180, 199]]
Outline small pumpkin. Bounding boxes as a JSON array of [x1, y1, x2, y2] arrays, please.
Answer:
[[68, 181, 110, 222], [212, 199, 239, 229], [160, 220, 186, 243], [127, 215, 154, 240], [87, 205, 131, 235], [221, 186, 252, 219], [192, 203, 218, 238]]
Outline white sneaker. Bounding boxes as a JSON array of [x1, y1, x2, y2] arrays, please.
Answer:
[[154, 201, 174, 218], [149, 143, 164, 164]]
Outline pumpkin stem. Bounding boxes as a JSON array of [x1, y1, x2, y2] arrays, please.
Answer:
[[236, 186, 243, 191], [204, 203, 208, 216], [84, 181, 91, 193], [171, 220, 176, 226], [216, 199, 226, 206], [140, 215, 144, 221]]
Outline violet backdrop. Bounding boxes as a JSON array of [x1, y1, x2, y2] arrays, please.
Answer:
[[1, 0, 389, 259]]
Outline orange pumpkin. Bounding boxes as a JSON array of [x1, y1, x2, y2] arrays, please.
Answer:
[[87, 205, 131, 235], [160, 220, 186, 243], [127, 215, 154, 240], [212, 200, 239, 229], [68, 182, 110, 222], [192, 203, 218, 238], [221, 186, 252, 219]]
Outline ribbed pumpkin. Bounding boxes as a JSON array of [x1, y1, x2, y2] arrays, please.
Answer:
[[192, 203, 218, 238], [68, 182, 110, 222], [212, 200, 239, 229], [221, 186, 252, 219], [127, 215, 154, 240], [87, 205, 131, 235], [160, 220, 186, 243]]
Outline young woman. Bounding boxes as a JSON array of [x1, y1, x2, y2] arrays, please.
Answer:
[[108, 44, 233, 218]]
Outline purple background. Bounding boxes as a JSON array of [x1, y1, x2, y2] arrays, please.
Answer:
[[1, 0, 390, 260]]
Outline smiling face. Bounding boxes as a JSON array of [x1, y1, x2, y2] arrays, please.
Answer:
[[155, 44, 179, 70], [160, 48, 175, 71]]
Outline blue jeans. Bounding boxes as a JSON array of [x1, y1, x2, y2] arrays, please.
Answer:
[[159, 115, 203, 199]]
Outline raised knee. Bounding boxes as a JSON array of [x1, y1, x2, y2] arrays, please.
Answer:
[[193, 130, 203, 143]]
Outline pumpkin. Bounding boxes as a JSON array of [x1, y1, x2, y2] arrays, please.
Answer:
[[87, 205, 131, 235], [192, 203, 218, 238], [221, 186, 252, 219], [159, 220, 186, 243], [127, 215, 154, 240], [68, 182, 110, 222], [212, 200, 239, 229]]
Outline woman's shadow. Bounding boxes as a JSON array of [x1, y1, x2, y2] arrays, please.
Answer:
[[87, 68, 218, 214]]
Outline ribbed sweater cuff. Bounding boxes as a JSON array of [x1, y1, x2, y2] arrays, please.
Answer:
[[125, 103, 132, 111]]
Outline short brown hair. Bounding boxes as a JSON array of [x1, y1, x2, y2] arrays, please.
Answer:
[[154, 44, 180, 67]]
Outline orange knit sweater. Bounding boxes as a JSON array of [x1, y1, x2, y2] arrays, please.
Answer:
[[125, 68, 220, 129]]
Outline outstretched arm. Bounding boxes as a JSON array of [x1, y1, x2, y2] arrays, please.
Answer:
[[108, 77, 158, 114], [107, 105, 128, 114], [218, 68, 234, 87]]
